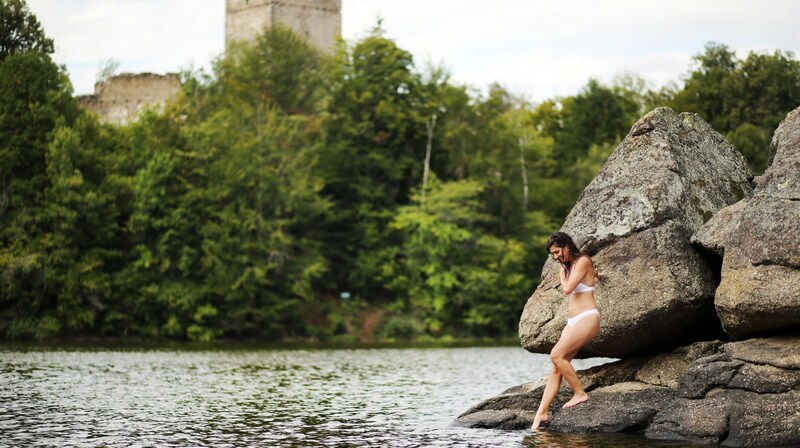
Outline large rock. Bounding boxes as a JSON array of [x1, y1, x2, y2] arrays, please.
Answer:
[[519, 108, 753, 357], [712, 107, 800, 339], [714, 252, 800, 339], [647, 337, 800, 446], [690, 198, 749, 257], [457, 337, 800, 446], [647, 389, 800, 446], [550, 382, 675, 433]]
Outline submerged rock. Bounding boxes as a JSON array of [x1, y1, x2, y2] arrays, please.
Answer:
[[457, 337, 800, 446], [519, 108, 752, 358]]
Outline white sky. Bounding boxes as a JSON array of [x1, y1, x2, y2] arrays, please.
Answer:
[[26, 0, 800, 102]]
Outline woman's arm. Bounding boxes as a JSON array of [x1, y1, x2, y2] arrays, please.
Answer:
[[561, 256, 592, 294]]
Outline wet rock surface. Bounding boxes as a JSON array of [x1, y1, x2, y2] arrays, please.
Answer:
[[646, 389, 800, 446], [549, 382, 675, 433], [457, 338, 800, 445]]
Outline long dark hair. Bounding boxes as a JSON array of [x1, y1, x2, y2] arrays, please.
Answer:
[[546, 231, 586, 272]]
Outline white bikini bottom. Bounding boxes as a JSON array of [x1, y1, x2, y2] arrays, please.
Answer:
[[567, 308, 599, 328]]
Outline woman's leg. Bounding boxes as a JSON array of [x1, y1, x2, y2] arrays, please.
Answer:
[[531, 323, 587, 431], [550, 315, 600, 408], [531, 365, 561, 431]]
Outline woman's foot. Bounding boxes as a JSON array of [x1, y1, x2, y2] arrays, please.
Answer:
[[531, 413, 550, 432], [562, 392, 589, 408]]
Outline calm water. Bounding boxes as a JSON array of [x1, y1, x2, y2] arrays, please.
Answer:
[[0, 343, 695, 447]]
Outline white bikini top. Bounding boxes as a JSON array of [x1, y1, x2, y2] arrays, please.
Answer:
[[568, 257, 595, 294]]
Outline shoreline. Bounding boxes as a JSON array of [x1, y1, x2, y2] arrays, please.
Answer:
[[0, 336, 523, 351]]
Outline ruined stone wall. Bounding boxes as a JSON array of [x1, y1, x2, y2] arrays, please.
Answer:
[[225, 0, 341, 53], [77, 2, 340, 123], [77, 73, 181, 126]]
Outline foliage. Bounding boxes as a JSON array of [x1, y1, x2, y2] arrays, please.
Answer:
[[96, 58, 119, 83], [382, 178, 529, 337], [318, 31, 430, 301], [0, 0, 53, 61], [0, 49, 89, 338], [670, 42, 738, 131], [3, 1, 799, 341], [221, 24, 329, 114], [381, 314, 424, 340], [553, 79, 638, 171], [668, 42, 800, 174], [726, 123, 770, 174], [110, 27, 332, 341]]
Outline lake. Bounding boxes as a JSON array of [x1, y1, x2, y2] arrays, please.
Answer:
[[0, 343, 698, 447]]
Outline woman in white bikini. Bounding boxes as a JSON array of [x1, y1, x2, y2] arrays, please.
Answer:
[[531, 231, 600, 432]]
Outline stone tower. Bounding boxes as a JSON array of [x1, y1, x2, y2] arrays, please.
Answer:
[[78, 2, 342, 125], [225, 0, 341, 53]]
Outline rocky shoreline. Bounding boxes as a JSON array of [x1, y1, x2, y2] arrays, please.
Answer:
[[458, 106, 800, 446], [458, 337, 800, 445]]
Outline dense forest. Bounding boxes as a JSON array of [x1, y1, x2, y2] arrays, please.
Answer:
[[2, 0, 799, 341]]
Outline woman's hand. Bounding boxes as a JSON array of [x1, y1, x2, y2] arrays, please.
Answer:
[[595, 269, 606, 281]]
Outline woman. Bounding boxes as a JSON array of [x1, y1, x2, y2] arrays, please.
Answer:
[[531, 231, 600, 432]]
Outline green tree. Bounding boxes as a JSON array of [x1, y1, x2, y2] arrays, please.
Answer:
[[382, 178, 529, 337], [191, 109, 330, 340], [531, 99, 564, 141], [670, 42, 738, 131], [669, 43, 800, 173], [0, 52, 78, 208], [0, 48, 88, 338], [726, 123, 770, 175], [111, 26, 332, 341], [610, 72, 673, 117], [220, 24, 329, 114], [553, 79, 637, 171], [724, 50, 800, 132], [109, 112, 198, 338], [0, 0, 53, 61], [319, 30, 431, 302], [34, 116, 125, 336]]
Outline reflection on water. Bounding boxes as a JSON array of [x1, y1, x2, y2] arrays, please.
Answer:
[[0, 344, 692, 447], [523, 431, 691, 448]]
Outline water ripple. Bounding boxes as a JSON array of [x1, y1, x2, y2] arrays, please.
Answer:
[[0, 345, 689, 447]]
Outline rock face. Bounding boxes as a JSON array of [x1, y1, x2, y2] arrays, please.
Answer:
[[648, 338, 800, 446], [708, 106, 800, 339], [457, 338, 800, 446], [690, 198, 749, 258], [519, 108, 753, 357], [470, 107, 800, 446]]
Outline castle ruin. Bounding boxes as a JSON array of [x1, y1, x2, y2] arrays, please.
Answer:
[[79, 0, 341, 125], [77, 73, 181, 126]]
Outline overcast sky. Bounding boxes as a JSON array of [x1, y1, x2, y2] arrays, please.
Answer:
[[26, 0, 800, 102]]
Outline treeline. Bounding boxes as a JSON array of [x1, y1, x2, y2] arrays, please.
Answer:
[[2, 0, 799, 341]]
